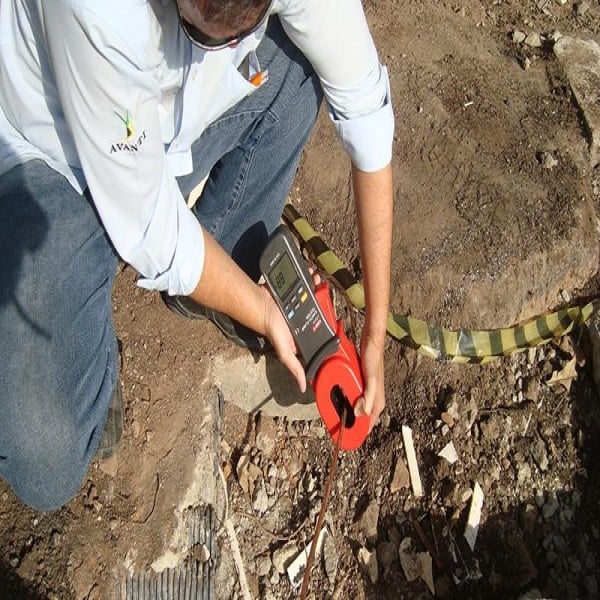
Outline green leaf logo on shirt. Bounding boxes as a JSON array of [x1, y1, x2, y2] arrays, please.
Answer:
[[109, 107, 147, 155], [114, 109, 136, 141]]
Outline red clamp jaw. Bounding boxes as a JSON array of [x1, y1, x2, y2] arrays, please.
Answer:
[[308, 282, 371, 450]]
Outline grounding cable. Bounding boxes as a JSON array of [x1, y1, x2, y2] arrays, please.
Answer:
[[283, 203, 598, 364]]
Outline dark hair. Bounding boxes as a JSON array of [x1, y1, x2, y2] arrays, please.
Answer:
[[196, 0, 271, 29]]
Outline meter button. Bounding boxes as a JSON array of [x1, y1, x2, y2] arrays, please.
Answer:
[[300, 291, 308, 303], [287, 309, 295, 319]]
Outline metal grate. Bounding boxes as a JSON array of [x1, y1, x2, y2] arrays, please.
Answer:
[[124, 504, 216, 600]]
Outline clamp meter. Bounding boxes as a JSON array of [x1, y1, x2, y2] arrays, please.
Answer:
[[260, 225, 370, 450]]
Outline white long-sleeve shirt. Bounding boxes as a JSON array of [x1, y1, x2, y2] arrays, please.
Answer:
[[0, 0, 394, 295]]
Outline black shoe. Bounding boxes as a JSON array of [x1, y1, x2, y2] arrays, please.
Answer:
[[162, 293, 269, 353], [96, 382, 124, 461]]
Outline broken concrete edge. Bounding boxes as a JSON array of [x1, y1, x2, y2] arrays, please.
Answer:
[[553, 36, 600, 168]]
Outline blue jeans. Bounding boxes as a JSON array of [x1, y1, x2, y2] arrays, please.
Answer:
[[0, 18, 321, 511]]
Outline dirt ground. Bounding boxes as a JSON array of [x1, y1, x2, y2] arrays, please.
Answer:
[[2, 1, 600, 599]]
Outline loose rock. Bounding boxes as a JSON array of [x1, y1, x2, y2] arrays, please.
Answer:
[[256, 555, 272, 578], [513, 30, 527, 44], [524, 32, 543, 48], [357, 547, 378, 584], [530, 439, 549, 471], [398, 538, 420, 582], [543, 492, 560, 520], [390, 456, 410, 493], [358, 500, 380, 543], [252, 481, 270, 514]]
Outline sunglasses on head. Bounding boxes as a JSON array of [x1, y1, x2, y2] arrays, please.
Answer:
[[176, 0, 273, 51]]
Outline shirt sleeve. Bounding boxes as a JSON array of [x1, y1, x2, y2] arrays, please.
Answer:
[[276, 0, 394, 172], [40, 2, 204, 296]]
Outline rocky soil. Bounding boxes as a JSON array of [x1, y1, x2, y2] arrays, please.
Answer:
[[2, 1, 600, 599]]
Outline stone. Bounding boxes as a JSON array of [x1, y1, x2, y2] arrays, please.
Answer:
[[523, 377, 541, 401], [535, 490, 545, 509], [538, 151, 558, 169], [543, 493, 560, 520], [358, 547, 378, 584], [438, 441, 459, 465], [576, 1, 590, 17], [524, 32, 543, 48], [530, 439, 549, 472], [255, 415, 278, 457], [272, 542, 298, 574], [390, 456, 410, 493], [399, 537, 420, 582], [236, 454, 252, 496], [440, 412, 454, 428], [513, 31, 527, 44], [520, 56, 532, 71], [252, 482, 270, 515], [256, 555, 272, 578], [358, 500, 380, 543], [554, 37, 600, 167], [517, 463, 532, 486], [98, 454, 118, 477]]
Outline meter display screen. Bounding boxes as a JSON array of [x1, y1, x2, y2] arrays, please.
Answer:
[[268, 253, 298, 301]]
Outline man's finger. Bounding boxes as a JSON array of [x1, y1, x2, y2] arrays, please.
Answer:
[[282, 353, 306, 393]]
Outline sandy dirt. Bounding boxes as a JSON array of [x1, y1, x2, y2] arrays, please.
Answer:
[[1, 1, 600, 599]]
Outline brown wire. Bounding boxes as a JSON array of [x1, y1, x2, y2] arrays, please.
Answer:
[[299, 407, 347, 600]]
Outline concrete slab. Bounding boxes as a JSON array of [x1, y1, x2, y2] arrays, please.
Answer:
[[210, 352, 319, 420], [554, 36, 600, 168]]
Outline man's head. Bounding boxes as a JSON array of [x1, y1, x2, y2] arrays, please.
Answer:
[[175, 0, 273, 50]]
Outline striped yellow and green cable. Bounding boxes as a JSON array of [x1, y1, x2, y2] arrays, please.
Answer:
[[282, 203, 597, 364]]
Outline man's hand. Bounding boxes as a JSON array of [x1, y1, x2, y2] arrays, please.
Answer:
[[355, 330, 386, 431], [261, 286, 307, 393]]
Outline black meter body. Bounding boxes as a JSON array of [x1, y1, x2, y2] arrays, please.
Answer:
[[260, 226, 339, 380]]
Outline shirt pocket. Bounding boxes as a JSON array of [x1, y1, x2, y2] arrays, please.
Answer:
[[203, 50, 268, 127]]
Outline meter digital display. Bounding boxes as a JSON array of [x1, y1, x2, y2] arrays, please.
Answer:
[[268, 253, 298, 301], [260, 225, 338, 378]]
